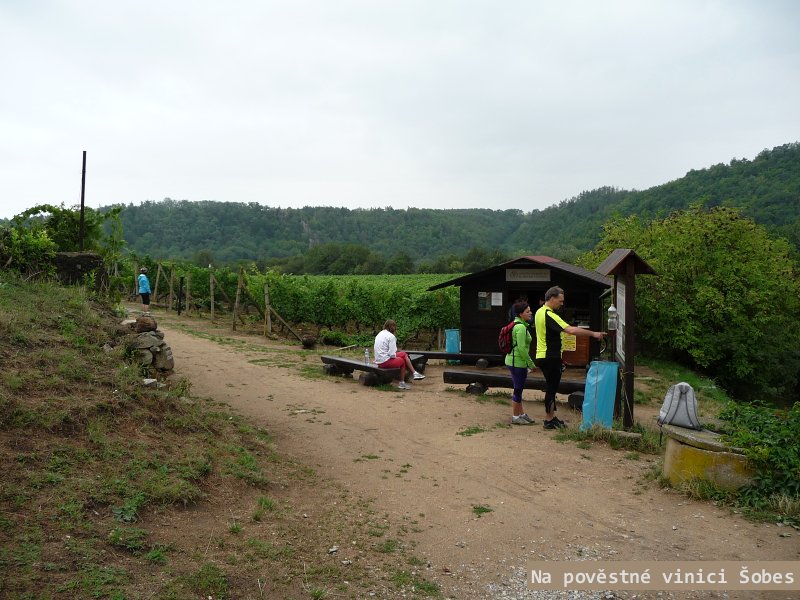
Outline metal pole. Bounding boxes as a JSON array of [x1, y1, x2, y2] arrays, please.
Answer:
[[79, 150, 86, 251]]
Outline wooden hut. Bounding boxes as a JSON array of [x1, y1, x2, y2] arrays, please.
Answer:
[[427, 256, 612, 366]]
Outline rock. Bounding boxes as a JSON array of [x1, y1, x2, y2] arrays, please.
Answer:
[[135, 315, 157, 332], [132, 332, 163, 349], [137, 349, 154, 366], [466, 382, 487, 395], [102, 343, 114, 353], [301, 335, 316, 349], [142, 378, 158, 387], [153, 345, 174, 371]]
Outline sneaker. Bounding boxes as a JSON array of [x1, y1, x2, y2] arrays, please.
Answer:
[[397, 381, 411, 390], [552, 416, 566, 426], [511, 415, 533, 425], [519, 413, 535, 424], [543, 418, 567, 430], [412, 372, 426, 380]]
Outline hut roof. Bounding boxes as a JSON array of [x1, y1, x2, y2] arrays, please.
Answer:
[[595, 249, 657, 276], [427, 256, 612, 291]]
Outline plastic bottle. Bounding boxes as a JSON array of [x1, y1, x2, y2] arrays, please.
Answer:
[[364, 348, 370, 364], [607, 304, 618, 332]]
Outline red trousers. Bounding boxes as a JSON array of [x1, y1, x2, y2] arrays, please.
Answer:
[[377, 351, 408, 380]]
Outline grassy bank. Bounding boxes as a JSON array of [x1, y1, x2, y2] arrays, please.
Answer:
[[0, 274, 439, 599]]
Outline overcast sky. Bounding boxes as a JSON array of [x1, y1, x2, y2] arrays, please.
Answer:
[[1, 0, 798, 221]]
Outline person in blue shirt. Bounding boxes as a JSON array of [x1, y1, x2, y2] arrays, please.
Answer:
[[137, 267, 151, 314]]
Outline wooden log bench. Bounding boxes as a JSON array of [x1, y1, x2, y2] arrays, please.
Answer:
[[321, 354, 427, 387], [443, 369, 585, 395], [405, 351, 505, 368]]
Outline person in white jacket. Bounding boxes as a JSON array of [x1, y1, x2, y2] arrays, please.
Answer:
[[373, 320, 425, 390]]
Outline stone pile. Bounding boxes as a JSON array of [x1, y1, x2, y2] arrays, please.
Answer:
[[123, 314, 175, 372]]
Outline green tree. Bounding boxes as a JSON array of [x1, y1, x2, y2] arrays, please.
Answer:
[[580, 206, 800, 402], [14, 204, 105, 252], [386, 251, 414, 274], [99, 206, 126, 276], [0, 227, 57, 276], [192, 249, 215, 268]]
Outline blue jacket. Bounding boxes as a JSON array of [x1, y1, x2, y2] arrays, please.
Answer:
[[137, 273, 151, 294]]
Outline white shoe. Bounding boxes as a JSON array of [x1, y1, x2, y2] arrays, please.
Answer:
[[397, 381, 411, 390], [412, 372, 426, 380]]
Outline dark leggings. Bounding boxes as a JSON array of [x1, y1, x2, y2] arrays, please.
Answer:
[[507, 366, 528, 403], [535, 357, 562, 413]]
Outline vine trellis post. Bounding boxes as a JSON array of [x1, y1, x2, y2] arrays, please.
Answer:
[[209, 271, 215, 322], [264, 283, 272, 336], [232, 268, 244, 331]]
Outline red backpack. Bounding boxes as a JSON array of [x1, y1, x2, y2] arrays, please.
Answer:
[[498, 321, 517, 354]]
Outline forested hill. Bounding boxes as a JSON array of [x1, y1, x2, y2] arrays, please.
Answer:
[[114, 142, 800, 265]]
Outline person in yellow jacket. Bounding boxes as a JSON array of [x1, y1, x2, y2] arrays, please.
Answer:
[[504, 301, 536, 425], [535, 286, 606, 429]]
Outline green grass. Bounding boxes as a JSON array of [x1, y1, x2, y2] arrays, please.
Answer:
[[0, 273, 423, 599], [472, 504, 493, 517], [390, 570, 442, 597], [108, 527, 149, 553], [636, 356, 732, 416], [456, 425, 487, 436], [377, 538, 400, 553], [553, 422, 663, 454]]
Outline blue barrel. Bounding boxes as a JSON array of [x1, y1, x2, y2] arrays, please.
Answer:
[[445, 329, 461, 353], [445, 328, 461, 364]]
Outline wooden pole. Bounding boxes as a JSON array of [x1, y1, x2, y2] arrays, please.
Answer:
[[232, 268, 243, 331], [153, 264, 163, 306], [210, 270, 215, 322], [177, 276, 184, 316], [269, 306, 303, 342], [133, 263, 138, 298], [264, 283, 272, 336], [623, 260, 636, 429], [185, 272, 192, 315], [168, 270, 175, 312]]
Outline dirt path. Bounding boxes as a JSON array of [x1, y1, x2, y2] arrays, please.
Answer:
[[156, 313, 799, 599]]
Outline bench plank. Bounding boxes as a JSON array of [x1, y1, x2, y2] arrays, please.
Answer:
[[407, 351, 504, 366], [320, 355, 400, 385], [443, 369, 585, 394]]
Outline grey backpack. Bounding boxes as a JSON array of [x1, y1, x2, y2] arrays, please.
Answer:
[[657, 382, 701, 430]]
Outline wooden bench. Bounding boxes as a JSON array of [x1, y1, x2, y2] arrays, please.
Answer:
[[321, 354, 427, 387], [405, 351, 504, 368], [443, 369, 585, 395]]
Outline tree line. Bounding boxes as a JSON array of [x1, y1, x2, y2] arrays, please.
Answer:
[[105, 142, 800, 270]]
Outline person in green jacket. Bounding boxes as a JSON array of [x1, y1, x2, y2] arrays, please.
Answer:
[[504, 301, 536, 425]]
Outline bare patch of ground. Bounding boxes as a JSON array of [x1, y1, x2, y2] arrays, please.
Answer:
[[156, 309, 799, 599]]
